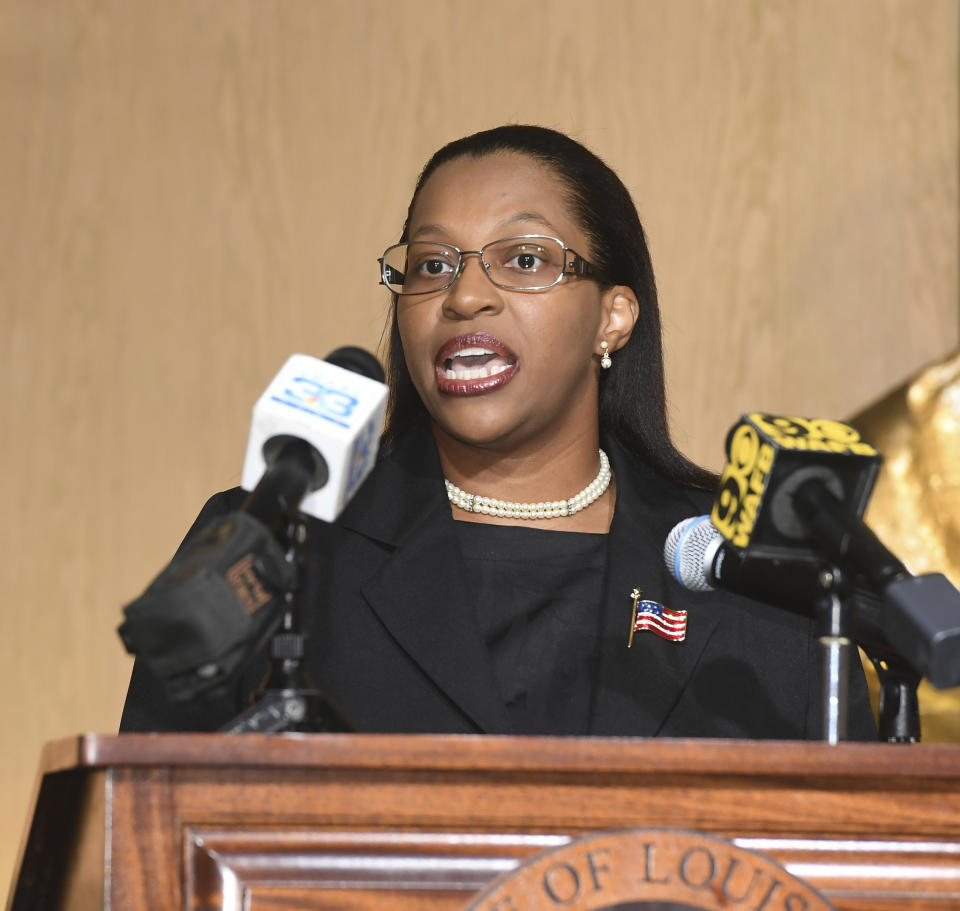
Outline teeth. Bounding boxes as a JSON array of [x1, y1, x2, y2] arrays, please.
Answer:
[[445, 362, 511, 380], [451, 346, 495, 358]]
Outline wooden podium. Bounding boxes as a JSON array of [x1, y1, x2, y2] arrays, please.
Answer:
[[7, 733, 960, 910]]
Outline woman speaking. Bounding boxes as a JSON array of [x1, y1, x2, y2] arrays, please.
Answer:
[[121, 125, 876, 739]]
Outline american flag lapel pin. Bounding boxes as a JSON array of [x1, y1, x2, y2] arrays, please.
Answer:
[[627, 588, 687, 646]]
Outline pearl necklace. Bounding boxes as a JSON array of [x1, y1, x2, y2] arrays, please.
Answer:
[[444, 449, 611, 520]]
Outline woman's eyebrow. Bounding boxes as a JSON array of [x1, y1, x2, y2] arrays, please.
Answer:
[[410, 223, 450, 240], [495, 211, 557, 233]]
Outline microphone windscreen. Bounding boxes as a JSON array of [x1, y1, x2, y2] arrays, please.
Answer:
[[664, 515, 720, 592], [240, 353, 388, 522]]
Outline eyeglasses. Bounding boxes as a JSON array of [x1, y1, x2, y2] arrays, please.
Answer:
[[378, 234, 604, 295]]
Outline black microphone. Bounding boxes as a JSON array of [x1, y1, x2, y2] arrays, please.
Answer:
[[665, 514, 960, 689], [118, 347, 388, 702], [665, 514, 826, 609], [790, 476, 907, 592], [710, 413, 882, 562]]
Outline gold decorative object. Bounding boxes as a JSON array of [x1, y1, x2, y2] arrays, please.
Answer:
[[851, 348, 960, 741]]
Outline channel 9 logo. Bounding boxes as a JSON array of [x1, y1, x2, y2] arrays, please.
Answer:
[[711, 413, 879, 553]]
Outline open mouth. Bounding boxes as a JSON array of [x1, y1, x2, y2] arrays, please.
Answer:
[[442, 346, 514, 380], [435, 334, 519, 395]]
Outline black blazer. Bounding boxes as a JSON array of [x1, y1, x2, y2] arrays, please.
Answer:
[[120, 426, 876, 739]]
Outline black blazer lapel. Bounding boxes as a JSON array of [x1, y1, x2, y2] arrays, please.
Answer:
[[590, 442, 721, 736], [340, 430, 514, 734]]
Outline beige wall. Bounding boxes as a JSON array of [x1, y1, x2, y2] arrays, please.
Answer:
[[2, 0, 957, 893]]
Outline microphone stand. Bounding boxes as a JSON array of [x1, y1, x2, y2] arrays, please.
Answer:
[[792, 478, 926, 743], [813, 566, 854, 744], [869, 656, 922, 743], [220, 517, 352, 734], [812, 566, 923, 744]]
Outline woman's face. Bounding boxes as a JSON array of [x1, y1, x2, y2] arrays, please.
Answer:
[[397, 152, 622, 455]]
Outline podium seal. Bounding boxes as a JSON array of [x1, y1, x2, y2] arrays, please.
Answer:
[[464, 828, 834, 911]]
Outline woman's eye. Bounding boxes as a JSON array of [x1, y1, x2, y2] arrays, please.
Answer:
[[415, 257, 454, 276], [513, 253, 541, 270], [505, 249, 546, 271]]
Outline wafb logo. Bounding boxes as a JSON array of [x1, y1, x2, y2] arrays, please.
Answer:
[[272, 375, 359, 428], [749, 413, 877, 456], [711, 421, 775, 549], [711, 413, 879, 551]]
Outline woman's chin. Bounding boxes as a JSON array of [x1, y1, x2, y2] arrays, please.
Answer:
[[429, 411, 533, 453]]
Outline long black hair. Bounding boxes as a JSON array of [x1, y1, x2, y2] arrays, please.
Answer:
[[381, 124, 716, 490]]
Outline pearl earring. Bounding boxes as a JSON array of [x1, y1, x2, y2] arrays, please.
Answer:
[[600, 341, 612, 370]]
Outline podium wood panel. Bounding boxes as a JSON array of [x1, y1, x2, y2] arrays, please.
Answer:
[[8, 734, 960, 910]]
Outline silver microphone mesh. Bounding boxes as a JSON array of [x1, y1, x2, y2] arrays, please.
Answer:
[[663, 515, 721, 591]]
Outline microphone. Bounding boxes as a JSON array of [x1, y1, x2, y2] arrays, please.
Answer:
[[240, 349, 387, 525], [665, 514, 828, 609], [710, 413, 881, 562], [665, 513, 960, 690], [680, 412, 960, 740], [118, 347, 388, 702]]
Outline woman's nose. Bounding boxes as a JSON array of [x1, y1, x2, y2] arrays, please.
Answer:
[[440, 253, 504, 320]]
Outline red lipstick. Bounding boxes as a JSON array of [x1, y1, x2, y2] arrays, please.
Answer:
[[435, 332, 519, 396]]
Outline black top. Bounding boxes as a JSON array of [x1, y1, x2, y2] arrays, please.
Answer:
[[455, 522, 607, 735], [120, 425, 878, 741]]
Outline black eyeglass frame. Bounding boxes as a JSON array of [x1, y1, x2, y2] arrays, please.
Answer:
[[378, 234, 605, 295]]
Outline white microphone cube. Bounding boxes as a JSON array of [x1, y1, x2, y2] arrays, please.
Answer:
[[241, 353, 388, 522]]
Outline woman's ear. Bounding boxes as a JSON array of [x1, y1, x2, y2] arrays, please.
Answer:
[[598, 285, 639, 352]]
